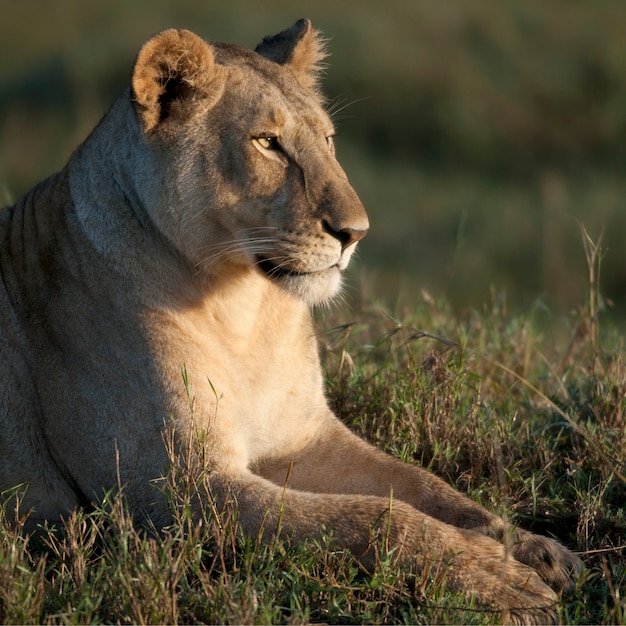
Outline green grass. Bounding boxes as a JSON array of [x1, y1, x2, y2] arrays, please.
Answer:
[[1, 278, 624, 624]]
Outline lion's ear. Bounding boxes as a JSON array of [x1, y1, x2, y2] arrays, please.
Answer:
[[255, 19, 328, 97], [132, 29, 222, 132]]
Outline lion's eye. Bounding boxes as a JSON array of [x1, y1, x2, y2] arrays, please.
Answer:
[[256, 136, 279, 150], [326, 134, 336, 154], [252, 134, 287, 166]]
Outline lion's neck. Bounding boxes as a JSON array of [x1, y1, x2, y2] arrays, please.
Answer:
[[171, 266, 312, 355], [64, 92, 315, 358], [68, 95, 168, 272]]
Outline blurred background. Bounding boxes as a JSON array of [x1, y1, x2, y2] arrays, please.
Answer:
[[2, 0, 625, 324]]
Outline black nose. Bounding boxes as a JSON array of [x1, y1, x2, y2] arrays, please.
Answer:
[[323, 220, 369, 250]]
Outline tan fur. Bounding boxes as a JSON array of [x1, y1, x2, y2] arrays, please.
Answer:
[[0, 20, 580, 623]]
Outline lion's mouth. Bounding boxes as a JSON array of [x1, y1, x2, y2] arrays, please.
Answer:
[[255, 255, 343, 304], [257, 256, 308, 278]]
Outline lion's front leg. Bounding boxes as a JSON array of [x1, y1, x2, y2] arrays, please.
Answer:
[[208, 469, 559, 625], [254, 417, 582, 594], [255, 418, 506, 529]]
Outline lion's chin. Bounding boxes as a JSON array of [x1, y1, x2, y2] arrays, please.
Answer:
[[279, 269, 342, 306], [255, 256, 342, 305], [265, 267, 342, 306]]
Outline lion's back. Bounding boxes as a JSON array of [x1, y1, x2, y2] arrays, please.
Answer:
[[0, 173, 85, 520]]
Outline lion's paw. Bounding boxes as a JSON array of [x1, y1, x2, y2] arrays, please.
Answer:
[[473, 555, 559, 625], [510, 528, 582, 594], [499, 568, 559, 625]]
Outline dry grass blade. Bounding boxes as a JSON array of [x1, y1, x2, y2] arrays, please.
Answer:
[[477, 351, 626, 485]]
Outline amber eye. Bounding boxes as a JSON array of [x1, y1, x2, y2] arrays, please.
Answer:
[[256, 136, 279, 150]]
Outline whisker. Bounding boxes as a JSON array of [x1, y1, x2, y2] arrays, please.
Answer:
[[254, 254, 290, 271], [193, 234, 283, 275], [325, 96, 369, 124], [196, 233, 279, 255]]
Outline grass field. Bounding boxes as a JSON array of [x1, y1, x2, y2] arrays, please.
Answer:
[[1, 270, 624, 623]]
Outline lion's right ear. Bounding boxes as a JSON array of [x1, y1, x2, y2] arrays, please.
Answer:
[[132, 29, 222, 132], [255, 19, 327, 98]]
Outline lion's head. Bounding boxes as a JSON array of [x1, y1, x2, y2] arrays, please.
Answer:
[[129, 19, 368, 305]]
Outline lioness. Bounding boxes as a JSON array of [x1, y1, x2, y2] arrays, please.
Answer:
[[1, 19, 580, 623]]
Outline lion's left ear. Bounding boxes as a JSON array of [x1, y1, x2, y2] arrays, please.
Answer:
[[132, 29, 223, 132], [255, 19, 328, 97]]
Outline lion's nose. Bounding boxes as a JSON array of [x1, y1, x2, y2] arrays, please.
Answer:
[[323, 220, 369, 250]]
